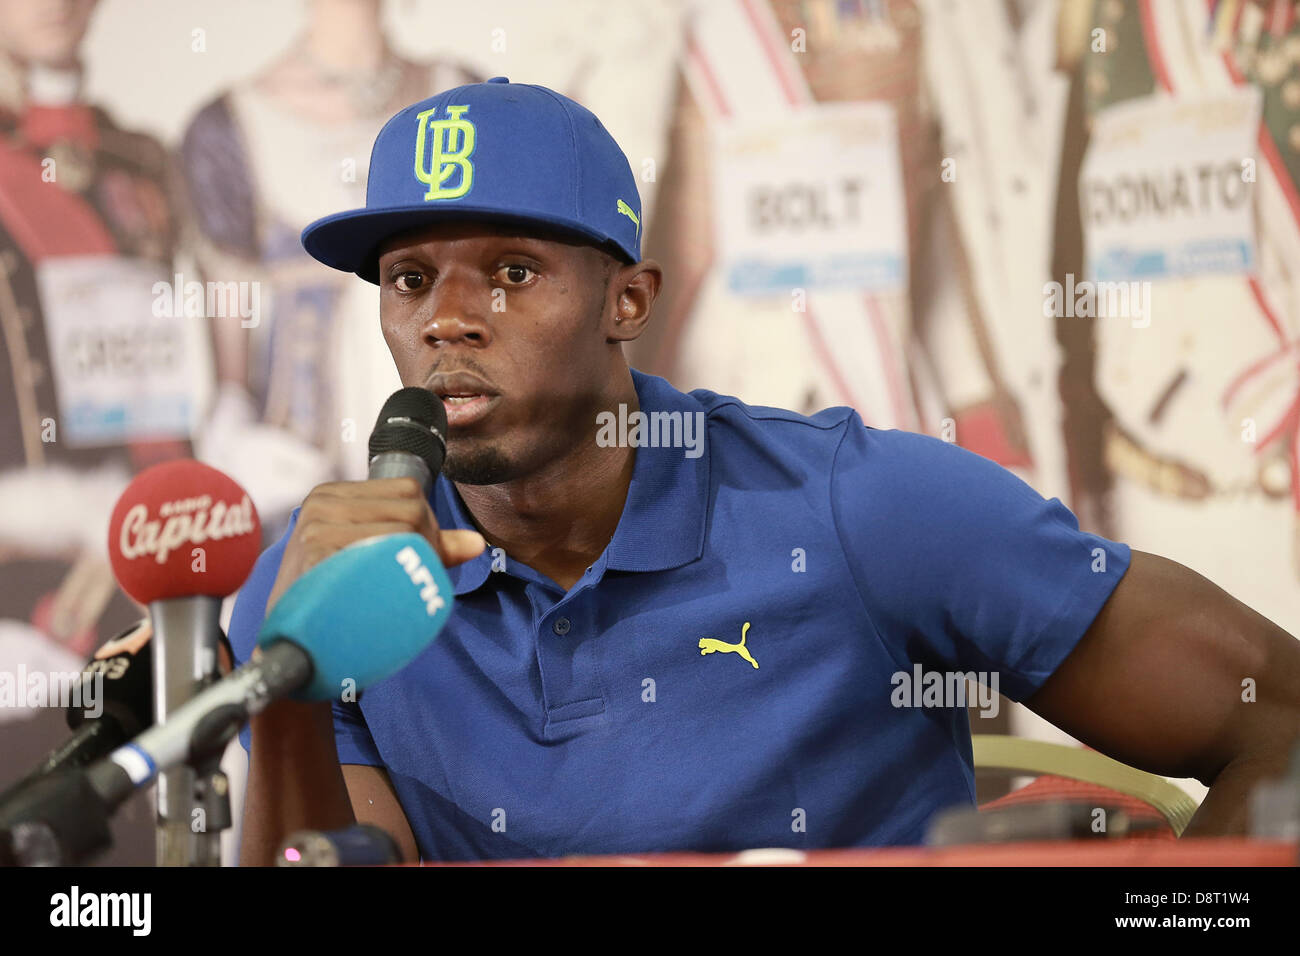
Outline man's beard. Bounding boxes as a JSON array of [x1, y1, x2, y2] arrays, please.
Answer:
[[441, 441, 518, 485]]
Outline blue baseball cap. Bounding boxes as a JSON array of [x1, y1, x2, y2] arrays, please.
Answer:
[[301, 76, 643, 284]]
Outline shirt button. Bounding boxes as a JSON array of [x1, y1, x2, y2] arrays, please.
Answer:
[[552, 617, 571, 636]]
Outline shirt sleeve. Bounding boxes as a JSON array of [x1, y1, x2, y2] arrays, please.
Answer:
[[830, 415, 1131, 701], [227, 507, 384, 766]]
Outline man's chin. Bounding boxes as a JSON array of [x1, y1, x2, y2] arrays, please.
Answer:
[[441, 444, 517, 485]]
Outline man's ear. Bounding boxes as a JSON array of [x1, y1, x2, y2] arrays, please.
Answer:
[[606, 259, 663, 343]]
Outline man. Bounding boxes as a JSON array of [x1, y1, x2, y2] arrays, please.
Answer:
[[230, 77, 1300, 865]]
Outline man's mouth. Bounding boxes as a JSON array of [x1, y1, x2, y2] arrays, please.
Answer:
[[427, 371, 501, 429], [441, 394, 497, 428]]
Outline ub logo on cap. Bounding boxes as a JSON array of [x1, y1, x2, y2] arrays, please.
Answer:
[[414, 105, 476, 201]]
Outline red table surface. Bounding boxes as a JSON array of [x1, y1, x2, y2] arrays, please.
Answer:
[[411, 838, 1297, 866]]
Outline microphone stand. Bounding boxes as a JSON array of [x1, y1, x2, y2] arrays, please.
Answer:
[[150, 595, 230, 866]]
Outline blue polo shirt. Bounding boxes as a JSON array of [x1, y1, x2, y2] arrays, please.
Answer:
[[228, 369, 1131, 861]]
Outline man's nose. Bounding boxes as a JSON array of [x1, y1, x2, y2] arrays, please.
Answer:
[[421, 274, 491, 348]]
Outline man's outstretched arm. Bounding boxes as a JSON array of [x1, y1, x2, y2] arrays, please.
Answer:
[[1024, 550, 1300, 836]]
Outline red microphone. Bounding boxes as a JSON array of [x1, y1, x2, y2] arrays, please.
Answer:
[[106, 459, 261, 866], [109, 459, 260, 604]]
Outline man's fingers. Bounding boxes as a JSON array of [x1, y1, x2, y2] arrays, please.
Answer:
[[277, 478, 480, 605], [298, 522, 420, 571], [304, 518, 482, 571], [437, 529, 487, 568], [301, 491, 431, 528], [309, 477, 426, 500]]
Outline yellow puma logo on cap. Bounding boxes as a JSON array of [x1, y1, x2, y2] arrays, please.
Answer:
[[698, 621, 758, 669], [616, 198, 640, 240]]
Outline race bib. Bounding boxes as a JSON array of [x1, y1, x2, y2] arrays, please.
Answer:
[[37, 255, 200, 446], [711, 101, 907, 296], [1080, 88, 1261, 281]]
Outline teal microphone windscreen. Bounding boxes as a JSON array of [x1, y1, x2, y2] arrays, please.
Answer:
[[255, 533, 454, 701]]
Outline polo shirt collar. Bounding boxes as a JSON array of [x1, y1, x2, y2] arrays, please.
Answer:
[[432, 368, 710, 595]]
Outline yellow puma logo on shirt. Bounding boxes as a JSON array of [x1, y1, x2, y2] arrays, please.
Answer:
[[698, 621, 759, 669]]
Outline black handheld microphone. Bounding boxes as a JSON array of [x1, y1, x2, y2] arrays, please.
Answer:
[[368, 387, 448, 493], [0, 621, 153, 800]]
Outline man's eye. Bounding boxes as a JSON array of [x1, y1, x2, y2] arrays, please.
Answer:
[[394, 272, 425, 292], [496, 264, 535, 285]]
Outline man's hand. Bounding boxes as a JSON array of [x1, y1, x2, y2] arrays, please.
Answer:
[[1025, 550, 1300, 836], [241, 477, 483, 866], [266, 477, 486, 614]]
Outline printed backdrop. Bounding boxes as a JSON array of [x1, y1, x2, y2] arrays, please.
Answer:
[[0, 0, 1295, 863]]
